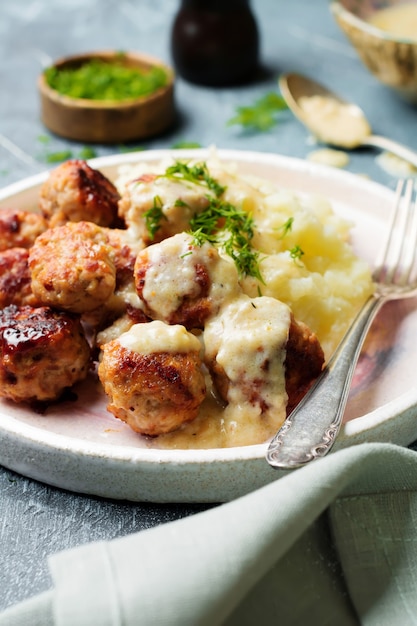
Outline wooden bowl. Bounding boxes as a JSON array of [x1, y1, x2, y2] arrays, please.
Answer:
[[38, 50, 175, 143], [330, 0, 417, 102]]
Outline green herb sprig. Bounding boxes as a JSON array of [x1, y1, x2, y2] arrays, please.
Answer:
[[189, 198, 263, 282], [163, 161, 225, 197], [289, 244, 305, 264], [142, 161, 263, 280], [278, 217, 294, 239], [144, 195, 167, 240], [227, 92, 288, 132], [171, 141, 202, 150]]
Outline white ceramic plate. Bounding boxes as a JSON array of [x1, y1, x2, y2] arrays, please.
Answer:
[[1, 149, 416, 503]]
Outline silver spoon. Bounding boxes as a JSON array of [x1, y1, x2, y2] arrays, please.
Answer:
[[279, 72, 417, 169]]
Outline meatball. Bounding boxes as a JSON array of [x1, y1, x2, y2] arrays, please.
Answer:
[[95, 306, 151, 349], [284, 315, 325, 415], [103, 227, 143, 288], [204, 295, 324, 423], [0, 304, 91, 403], [134, 232, 240, 329], [0, 248, 39, 308], [204, 295, 291, 422], [39, 159, 120, 228], [29, 221, 116, 314], [80, 228, 145, 334], [118, 172, 212, 244], [0, 209, 47, 251], [98, 320, 206, 435]]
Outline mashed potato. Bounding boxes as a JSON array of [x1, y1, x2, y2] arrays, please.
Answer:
[[116, 154, 374, 361]]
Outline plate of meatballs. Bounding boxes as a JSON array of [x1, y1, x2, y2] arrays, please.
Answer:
[[0, 148, 416, 503]]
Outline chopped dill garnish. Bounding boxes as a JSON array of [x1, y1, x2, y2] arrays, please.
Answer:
[[189, 198, 263, 282], [278, 217, 294, 238], [44, 150, 73, 163], [171, 141, 202, 149], [36, 136, 97, 163], [144, 195, 166, 240], [44, 59, 167, 101], [143, 161, 263, 280], [227, 91, 288, 132], [118, 145, 145, 153], [289, 245, 305, 264], [37, 134, 51, 144], [78, 146, 97, 159], [163, 161, 225, 197]]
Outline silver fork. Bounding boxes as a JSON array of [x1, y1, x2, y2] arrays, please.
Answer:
[[266, 178, 417, 470]]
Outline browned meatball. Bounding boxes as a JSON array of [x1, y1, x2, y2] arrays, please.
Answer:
[[0, 304, 91, 403], [95, 306, 152, 349], [103, 227, 143, 288], [134, 232, 240, 329], [39, 160, 120, 228], [0, 248, 40, 308], [284, 315, 325, 415], [29, 221, 116, 313], [0, 209, 47, 251], [209, 316, 324, 417], [204, 296, 324, 420], [98, 320, 206, 435]]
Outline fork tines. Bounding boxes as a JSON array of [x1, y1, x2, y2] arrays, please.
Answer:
[[374, 178, 417, 288]]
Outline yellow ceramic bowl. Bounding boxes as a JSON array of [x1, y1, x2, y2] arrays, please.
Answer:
[[330, 0, 417, 101], [38, 50, 175, 143]]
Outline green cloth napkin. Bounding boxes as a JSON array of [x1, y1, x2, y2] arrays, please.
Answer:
[[2, 441, 417, 626]]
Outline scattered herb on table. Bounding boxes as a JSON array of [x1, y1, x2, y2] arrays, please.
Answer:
[[36, 136, 98, 163], [44, 58, 168, 101], [78, 146, 97, 159], [43, 150, 74, 163], [171, 141, 202, 149], [227, 91, 288, 132], [37, 134, 51, 145], [118, 145, 145, 153]]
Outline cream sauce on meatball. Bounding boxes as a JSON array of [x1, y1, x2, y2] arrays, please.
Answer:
[[146, 295, 292, 449], [118, 320, 201, 355], [141, 232, 240, 321], [119, 175, 211, 242]]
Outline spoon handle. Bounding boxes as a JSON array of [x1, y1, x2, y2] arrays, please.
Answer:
[[266, 295, 382, 470], [363, 135, 417, 169]]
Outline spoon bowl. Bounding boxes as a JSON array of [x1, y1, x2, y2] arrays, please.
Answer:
[[280, 72, 417, 168]]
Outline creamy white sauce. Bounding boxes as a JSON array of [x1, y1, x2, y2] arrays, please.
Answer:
[[107, 155, 374, 449], [298, 94, 371, 148], [368, 4, 417, 40], [306, 148, 350, 169], [125, 176, 211, 239], [142, 232, 241, 320], [204, 294, 290, 424], [143, 233, 202, 319], [149, 295, 291, 449], [118, 320, 201, 354], [376, 150, 417, 177]]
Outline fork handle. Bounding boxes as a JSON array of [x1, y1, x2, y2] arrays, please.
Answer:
[[266, 294, 383, 469]]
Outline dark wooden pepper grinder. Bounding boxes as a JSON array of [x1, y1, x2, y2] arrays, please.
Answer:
[[170, 0, 260, 86]]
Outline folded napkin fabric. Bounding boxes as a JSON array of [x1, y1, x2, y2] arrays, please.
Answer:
[[2, 442, 417, 626]]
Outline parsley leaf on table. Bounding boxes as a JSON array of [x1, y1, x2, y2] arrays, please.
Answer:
[[227, 91, 288, 132]]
